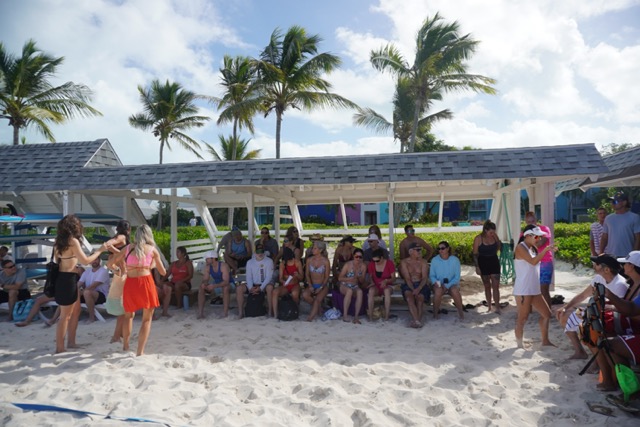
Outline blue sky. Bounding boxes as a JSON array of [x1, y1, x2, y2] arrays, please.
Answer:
[[0, 0, 639, 165]]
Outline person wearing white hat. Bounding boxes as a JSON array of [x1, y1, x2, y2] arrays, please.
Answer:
[[556, 254, 628, 360], [513, 224, 557, 349], [197, 250, 234, 319], [363, 233, 389, 262], [595, 251, 640, 392]]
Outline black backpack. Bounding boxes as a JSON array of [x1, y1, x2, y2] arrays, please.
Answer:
[[277, 294, 299, 321], [245, 292, 266, 318]]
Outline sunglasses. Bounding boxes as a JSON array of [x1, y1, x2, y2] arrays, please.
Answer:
[[408, 229, 415, 234], [438, 247, 447, 251], [4, 264, 16, 268], [261, 231, 269, 234], [611, 199, 622, 204], [292, 229, 298, 233], [283, 239, 289, 243], [353, 255, 363, 259]]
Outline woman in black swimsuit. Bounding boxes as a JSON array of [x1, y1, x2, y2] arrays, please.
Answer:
[[53, 214, 107, 353], [472, 220, 502, 313]]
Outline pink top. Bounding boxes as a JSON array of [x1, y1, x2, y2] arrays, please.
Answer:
[[538, 225, 553, 263], [367, 259, 396, 287], [125, 245, 154, 268]]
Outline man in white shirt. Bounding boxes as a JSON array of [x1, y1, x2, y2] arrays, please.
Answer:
[[556, 254, 628, 359], [236, 244, 274, 319], [79, 258, 110, 323]]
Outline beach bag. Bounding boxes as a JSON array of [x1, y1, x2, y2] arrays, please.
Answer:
[[322, 307, 341, 321], [105, 273, 126, 316], [277, 294, 299, 321], [616, 363, 640, 402], [43, 253, 58, 298], [12, 299, 36, 322], [579, 283, 606, 347], [245, 292, 266, 317]]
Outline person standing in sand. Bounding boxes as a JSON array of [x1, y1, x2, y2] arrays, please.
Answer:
[[513, 224, 557, 349], [108, 225, 166, 356], [473, 220, 502, 314], [52, 214, 108, 353], [104, 220, 130, 344]]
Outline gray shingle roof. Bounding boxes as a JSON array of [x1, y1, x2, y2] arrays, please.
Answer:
[[0, 140, 608, 193]]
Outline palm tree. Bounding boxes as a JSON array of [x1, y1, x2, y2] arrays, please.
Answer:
[[206, 135, 261, 161], [370, 13, 496, 152], [0, 39, 102, 145], [254, 26, 358, 158], [215, 55, 261, 160], [129, 79, 209, 164], [353, 76, 452, 152], [205, 134, 261, 229]]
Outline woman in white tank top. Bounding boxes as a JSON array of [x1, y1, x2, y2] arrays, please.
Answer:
[[514, 225, 557, 349]]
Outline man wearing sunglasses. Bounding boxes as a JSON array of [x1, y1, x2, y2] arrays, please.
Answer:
[[255, 227, 279, 261], [600, 192, 640, 258], [399, 225, 433, 260], [0, 260, 31, 321]]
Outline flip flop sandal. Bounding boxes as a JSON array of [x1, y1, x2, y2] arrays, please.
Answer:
[[606, 394, 640, 414], [464, 304, 475, 310], [586, 401, 615, 416]]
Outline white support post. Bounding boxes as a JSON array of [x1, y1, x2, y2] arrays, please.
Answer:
[[387, 190, 395, 255], [62, 191, 70, 216], [339, 197, 348, 230], [541, 182, 555, 244], [122, 196, 131, 221], [274, 202, 281, 240], [290, 202, 303, 235], [197, 203, 219, 250], [247, 193, 255, 250], [508, 189, 521, 244], [170, 189, 177, 262]]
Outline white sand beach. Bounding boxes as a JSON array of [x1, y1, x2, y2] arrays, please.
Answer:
[[0, 262, 637, 426]]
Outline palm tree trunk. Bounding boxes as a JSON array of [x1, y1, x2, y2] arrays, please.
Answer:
[[12, 125, 19, 146], [275, 111, 283, 159], [157, 139, 165, 230], [407, 98, 422, 153], [232, 120, 238, 160]]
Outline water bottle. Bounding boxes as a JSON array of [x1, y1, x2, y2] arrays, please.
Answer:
[[183, 295, 189, 311]]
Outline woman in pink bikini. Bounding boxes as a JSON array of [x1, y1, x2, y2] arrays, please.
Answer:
[[109, 225, 166, 356]]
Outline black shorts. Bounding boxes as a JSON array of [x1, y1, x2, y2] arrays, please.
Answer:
[[81, 292, 106, 305], [478, 255, 501, 276], [0, 288, 31, 303], [55, 271, 79, 306]]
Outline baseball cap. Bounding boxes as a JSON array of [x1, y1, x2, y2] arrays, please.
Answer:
[[523, 226, 545, 237], [367, 234, 379, 242], [590, 254, 620, 271], [608, 192, 629, 203], [408, 242, 422, 251], [617, 251, 640, 268], [255, 243, 264, 254], [204, 250, 218, 259], [340, 235, 356, 244]]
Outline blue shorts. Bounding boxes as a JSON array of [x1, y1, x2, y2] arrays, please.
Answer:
[[401, 282, 430, 303], [212, 282, 236, 295], [540, 261, 553, 286], [311, 283, 323, 290]]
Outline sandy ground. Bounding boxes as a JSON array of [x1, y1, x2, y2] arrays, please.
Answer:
[[0, 261, 637, 426]]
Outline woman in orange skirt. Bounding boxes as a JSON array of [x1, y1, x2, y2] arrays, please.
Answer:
[[108, 224, 165, 356]]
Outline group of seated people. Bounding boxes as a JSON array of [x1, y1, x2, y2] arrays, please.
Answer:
[[555, 250, 640, 393], [193, 224, 465, 327]]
